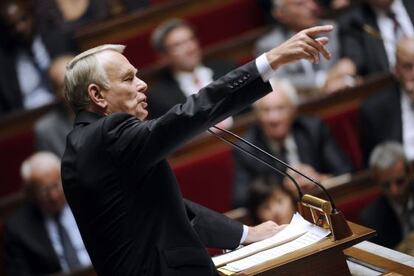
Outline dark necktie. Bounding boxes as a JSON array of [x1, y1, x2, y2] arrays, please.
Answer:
[[387, 11, 405, 40], [54, 213, 81, 269]]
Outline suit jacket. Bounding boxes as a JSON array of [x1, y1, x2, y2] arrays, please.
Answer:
[[61, 61, 271, 275], [0, 28, 76, 114], [232, 117, 353, 207], [4, 203, 61, 276], [254, 21, 340, 89], [360, 195, 403, 248], [147, 61, 237, 118], [35, 104, 73, 157], [360, 79, 402, 164], [338, 0, 414, 76]]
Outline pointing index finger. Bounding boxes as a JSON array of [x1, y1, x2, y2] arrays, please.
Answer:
[[304, 25, 334, 38]]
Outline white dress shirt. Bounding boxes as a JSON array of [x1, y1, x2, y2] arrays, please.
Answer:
[[401, 90, 414, 161], [376, 0, 414, 68], [15, 35, 55, 109], [44, 205, 91, 272]]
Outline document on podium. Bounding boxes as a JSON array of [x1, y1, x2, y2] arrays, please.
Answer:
[[213, 213, 330, 272]]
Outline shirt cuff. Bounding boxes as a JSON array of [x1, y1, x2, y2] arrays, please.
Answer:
[[256, 53, 276, 82], [240, 225, 249, 244]]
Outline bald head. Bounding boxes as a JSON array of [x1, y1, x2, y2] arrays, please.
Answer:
[[21, 152, 65, 215], [395, 37, 414, 102], [254, 79, 298, 142]]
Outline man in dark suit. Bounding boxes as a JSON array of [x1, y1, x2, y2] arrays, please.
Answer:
[[360, 142, 414, 249], [339, 0, 414, 76], [360, 37, 414, 163], [0, 0, 76, 114], [4, 152, 91, 276], [148, 19, 237, 121], [232, 79, 353, 207], [61, 25, 333, 275]]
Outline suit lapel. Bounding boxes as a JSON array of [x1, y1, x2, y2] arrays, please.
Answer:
[[25, 204, 61, 269]]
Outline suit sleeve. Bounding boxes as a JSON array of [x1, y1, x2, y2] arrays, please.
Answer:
[[103, 61, 272, 169], [183, 199, 243, 249], [319, 120, 354, 175], [4, 224, 34, 276]]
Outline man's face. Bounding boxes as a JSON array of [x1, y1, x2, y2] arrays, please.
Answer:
[[257, 187, 295, 224], [255, 92, 296, 142], [395, 39, 414, 103], [99, 51, 149, 120], [375, 160, 410, 204], [1, 2, 34, 44], [31, 164, 66, 215], [163, 26, 202, 72], [274, 0, 319, 32]]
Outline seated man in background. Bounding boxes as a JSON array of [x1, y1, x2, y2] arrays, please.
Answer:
[[4, 152, 91, 276], [148, 18, 238, 126], [0, 0, 76, 114], [255, 0, 357, 93], [339, 0, 414, 76], [247, 174, 297, 225], [232, 78, 353, 207], [360, 37, 414, 163], [360, 142, 414, 249], [35, 55, 75, 157]]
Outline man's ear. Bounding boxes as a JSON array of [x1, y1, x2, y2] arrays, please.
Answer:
[[88, 83, 107, 109]]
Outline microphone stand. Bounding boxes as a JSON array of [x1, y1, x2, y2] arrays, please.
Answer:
[[209, 125, 352, 240]]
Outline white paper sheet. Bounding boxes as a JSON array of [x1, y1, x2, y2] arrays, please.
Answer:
[[213, 213, 330, 268], [214, 213, 330, 272]]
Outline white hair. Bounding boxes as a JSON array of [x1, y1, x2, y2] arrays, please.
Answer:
[[269, 77, 300, 106], [20, 152, 61, 185], [64, 44, 126, 113], [369, 141, 407, 170]]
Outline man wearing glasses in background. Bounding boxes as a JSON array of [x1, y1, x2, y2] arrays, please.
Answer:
[[4, 152, 91, 276], [360, 142, 414, 249]]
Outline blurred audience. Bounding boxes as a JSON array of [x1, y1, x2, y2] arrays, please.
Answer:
[[35, 55, 75, 157], [247, 174, 297, 225], [360, 37, 414, 163], [148, 18, 237, 128], [232, 79, 352, 207], [255, 0, 357, 93], [4, 152, 91, 276], [0, 0, 76, 114], [360, 142, 414, 249], [34, 0, 150, 35], [339, 0, 414, 76]]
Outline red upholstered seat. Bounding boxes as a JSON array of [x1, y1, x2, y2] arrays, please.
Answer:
[[0, 130, 34, 197], [323, 107, 364, 170], [337, 190, 380, 224], [172, 146, 234, 213], [119, 0, 266, 68]]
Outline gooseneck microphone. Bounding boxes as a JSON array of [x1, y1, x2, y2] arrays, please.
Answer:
[[208, 125, 337, 212], [207, 128, 304, 200]]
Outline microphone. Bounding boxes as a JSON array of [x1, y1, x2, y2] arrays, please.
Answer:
[[208, 125, 337, 211], [206, 128, 304, 200], [208, 125, 353, 240]]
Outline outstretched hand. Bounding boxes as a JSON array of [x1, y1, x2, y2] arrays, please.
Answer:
[[242, 221, 287, 245], [266, 25, 334, 70]]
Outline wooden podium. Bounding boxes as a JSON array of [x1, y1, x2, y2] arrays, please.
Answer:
[[218, 222, 375, 276]]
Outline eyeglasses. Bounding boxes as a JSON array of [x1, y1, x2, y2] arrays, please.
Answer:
[[34, 182, 63, 196], [380, 175, 409, 190]]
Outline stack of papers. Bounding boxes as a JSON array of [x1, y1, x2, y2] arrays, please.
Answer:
[[213, 213, 330, 273]]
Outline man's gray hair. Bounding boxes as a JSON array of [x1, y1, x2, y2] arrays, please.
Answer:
[[151, 18, 194, 53], [369, 141, 407, 170], [64, 44, 125, 113], [21, 152, 60, 185]]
